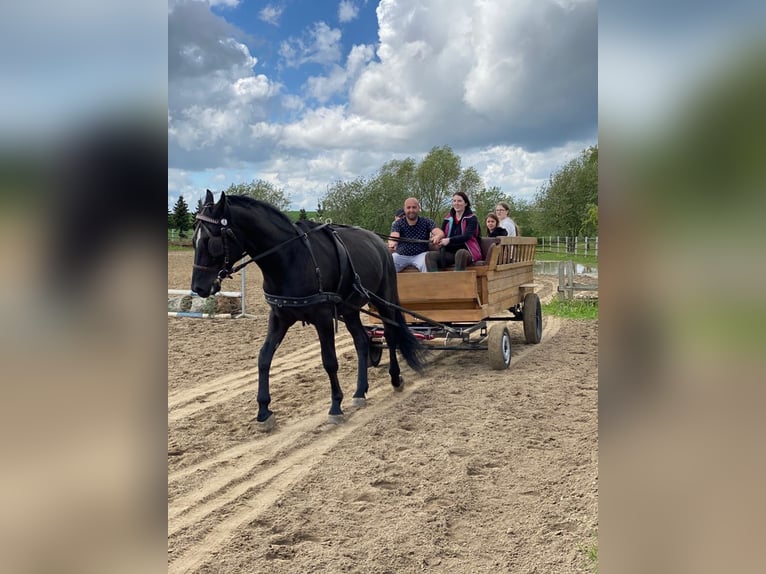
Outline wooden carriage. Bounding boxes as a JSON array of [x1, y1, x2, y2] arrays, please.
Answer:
[[367, 236, 542, 370]]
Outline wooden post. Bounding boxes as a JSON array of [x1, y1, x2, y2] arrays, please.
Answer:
[[558, 261, 566, 300], [567, 259, 575, 299], [585, 237, 589, 256]]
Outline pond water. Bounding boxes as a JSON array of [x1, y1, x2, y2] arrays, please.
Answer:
[[534, 260, 598, 276]]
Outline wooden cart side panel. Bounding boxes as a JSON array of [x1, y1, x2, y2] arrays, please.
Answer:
[[487, 267, 534, 295], [486, 265, 534, 310], [396, 271, 479, 304]]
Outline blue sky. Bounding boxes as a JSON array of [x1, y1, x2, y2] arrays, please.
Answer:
[[168, 0, 598, 211]]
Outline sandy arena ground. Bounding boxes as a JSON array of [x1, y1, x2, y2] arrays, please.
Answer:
[[168, 249, 598, 573]]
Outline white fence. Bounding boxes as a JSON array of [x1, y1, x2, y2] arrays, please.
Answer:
[[538, 236, 598, 257], [168, 229, 191, 244]]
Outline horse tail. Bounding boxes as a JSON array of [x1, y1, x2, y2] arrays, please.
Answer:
[[388, 307, 427, 374]]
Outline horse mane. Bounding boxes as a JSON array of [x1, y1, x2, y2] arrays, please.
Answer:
[[226, 194, 296, 234]]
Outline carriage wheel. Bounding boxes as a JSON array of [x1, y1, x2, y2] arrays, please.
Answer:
[[523, 293, 542, 344], [488, 323, 512, 370], [367, 343, 383, 367]]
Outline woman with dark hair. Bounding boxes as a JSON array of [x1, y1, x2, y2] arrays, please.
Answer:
[[485, 212, 508, 237], [426, 191, 482, 271]]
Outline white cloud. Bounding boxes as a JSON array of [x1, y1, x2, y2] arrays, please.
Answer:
[[306, 66, 348, 103], [355, 0, 597, 150], [209, 0, 241, 7], [171, 106, 241, 150], [169, 0, 597, 209], [167, 168, 195, 201], [169, 1, 281, 157], [232, 75, 279, 101], [305, 43, 375, 103], [463, 141, 588, 202], [279, 21, 342, 67], [338, 1, 359, 23], [259, 4, 283, 26], [281, 94, 306, 112], [280, 106, 404, 150]]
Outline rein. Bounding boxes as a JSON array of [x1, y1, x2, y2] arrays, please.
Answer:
[[375, 232, 432, 244]]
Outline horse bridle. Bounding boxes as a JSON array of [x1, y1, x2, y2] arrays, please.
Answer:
[[192, 212, 246, 281], [193, 209, 331, 282]]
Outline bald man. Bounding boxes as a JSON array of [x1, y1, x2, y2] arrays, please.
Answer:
[[388, 198, 444, 272]]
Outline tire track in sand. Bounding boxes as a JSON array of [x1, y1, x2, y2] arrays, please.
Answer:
[[168, 335, 355, 423], [167, 314, 561, 574]]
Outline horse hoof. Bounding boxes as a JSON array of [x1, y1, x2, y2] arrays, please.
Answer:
[[255, 415, 276, 432], [351, 397, 366, 407], [392, 376, 405, 392], [326, 414, 344, 425]]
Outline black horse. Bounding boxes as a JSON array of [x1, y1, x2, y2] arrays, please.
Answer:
[[191, 190, 426, 430]]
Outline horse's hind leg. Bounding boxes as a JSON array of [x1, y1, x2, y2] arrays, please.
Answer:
[[383, 320, 404, 392], [342, 311, 370, 407], [256, 311, 293, 430], [314, 316, 344, 422]]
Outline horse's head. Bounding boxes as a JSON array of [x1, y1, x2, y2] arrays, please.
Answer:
[[191, 190, 239, 298]]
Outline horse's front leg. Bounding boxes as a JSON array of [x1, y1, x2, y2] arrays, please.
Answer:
[[256, 311, 293, 431], [343, 311, 370, 407], [314, 314, 344, 423]]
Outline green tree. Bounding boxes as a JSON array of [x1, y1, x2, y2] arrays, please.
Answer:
[[172, 195, 191, 238], [509, 197, 536, 237], [225, 179, 291, 211], [581, 203, 598, 237], [298, 208, 308, 220], [365, 158, 418, 232], [458, 167, 484, 199], [321, 177, 372, 227], [415, 146, 462, 220], [534, 146, 598, 238], [322, 159, 420, 234], [377, 158, 417, 216], [472, 185, 508, 224]]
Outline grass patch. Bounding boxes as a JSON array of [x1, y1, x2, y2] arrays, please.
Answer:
[[169, 244, 193, 251], [543, 297, 598, 320], [578, 540, 598, 573], [535, 251, 598, 266]]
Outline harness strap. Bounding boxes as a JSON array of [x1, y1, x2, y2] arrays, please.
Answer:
[[263, 292, 344, 308], [300, 232, 324, 292]]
